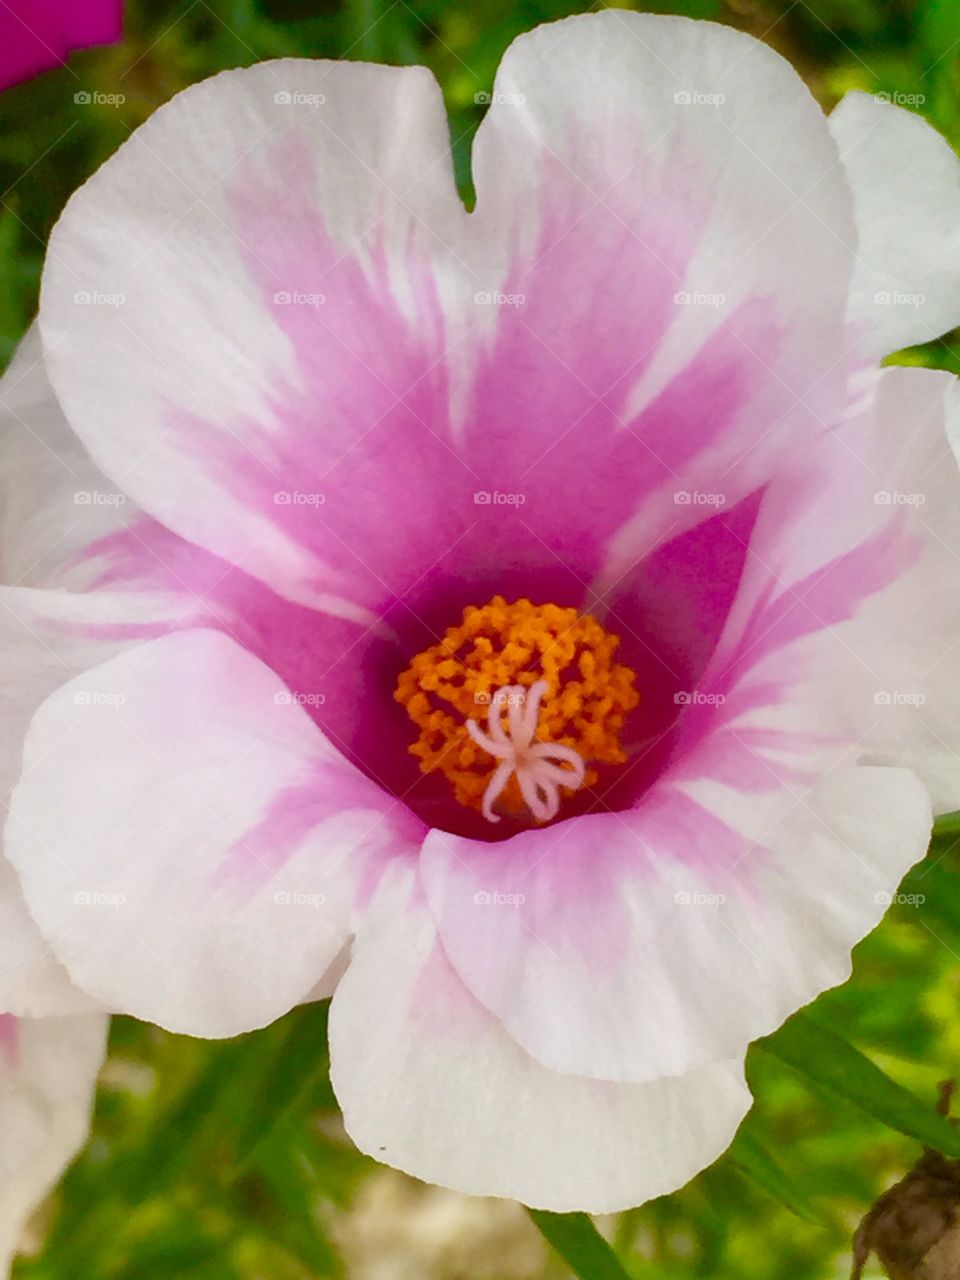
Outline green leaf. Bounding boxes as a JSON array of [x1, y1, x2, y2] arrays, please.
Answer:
[[759, 1012, 960, 1155], [933, 810, 960, 839], [728, 1128, 829, 1225], [526, 1210, 633, 1280], [900, 847, 960, 942]]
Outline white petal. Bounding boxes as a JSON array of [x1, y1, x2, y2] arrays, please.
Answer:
[[329, 874, 750, 1212], [0, 326, 171, 1017], [0, 860, 100, 1018], [0, 1013, 107, 1273], [6, 629, 421, 1036], [0, 322, 135, 587], [832, 366, 960, 811], [830, 91, 960, 355]]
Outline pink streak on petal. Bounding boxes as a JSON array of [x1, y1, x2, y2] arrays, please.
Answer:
[[214, 761, 425, 901], [667, 511, 920, 796], [422, 790, 757, 1001], [189, 135, 780, 620], [73, 518, 421, 802]]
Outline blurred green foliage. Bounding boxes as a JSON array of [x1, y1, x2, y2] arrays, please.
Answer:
[[3, 1, 960, 1277]]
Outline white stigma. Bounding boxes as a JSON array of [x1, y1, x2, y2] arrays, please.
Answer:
[[464, 680, 586, 824]]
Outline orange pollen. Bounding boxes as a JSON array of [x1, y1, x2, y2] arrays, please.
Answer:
[[394, 596, 640, 824]]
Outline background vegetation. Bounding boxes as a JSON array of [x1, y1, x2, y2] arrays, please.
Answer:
[[3, 1, 960, 1276]]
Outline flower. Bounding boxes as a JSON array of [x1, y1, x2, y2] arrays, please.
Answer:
[[3, 12, 960, 1212], [0, 1, 122, 93]]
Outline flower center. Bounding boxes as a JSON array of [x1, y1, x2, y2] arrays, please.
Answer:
[[394, 596, 640, 825]]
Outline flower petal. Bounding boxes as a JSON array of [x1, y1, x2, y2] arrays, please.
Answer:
[[469, 9, 856, 507], [39, 58, 465, 612], [5, 629, 422, 1037], [0, 325, 180, 1017], [0, 1012, 107, 1273], [0, 322, 137, 588], [829, 366, 960, 812], [420, 767, 930, 1082], [830, 91, 960, 355], [0, 860, 99, 1018], [329, 872, 750, 1212]]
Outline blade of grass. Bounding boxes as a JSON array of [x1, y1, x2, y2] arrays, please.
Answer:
[[759, 1012, 960, 1155], [526, 1209, 634, 1280]]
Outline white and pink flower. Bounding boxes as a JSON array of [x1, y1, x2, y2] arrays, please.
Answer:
[[4, 11, 960, 1212]]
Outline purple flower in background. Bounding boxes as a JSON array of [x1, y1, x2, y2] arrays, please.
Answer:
[[0, 0, 122, 92]]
